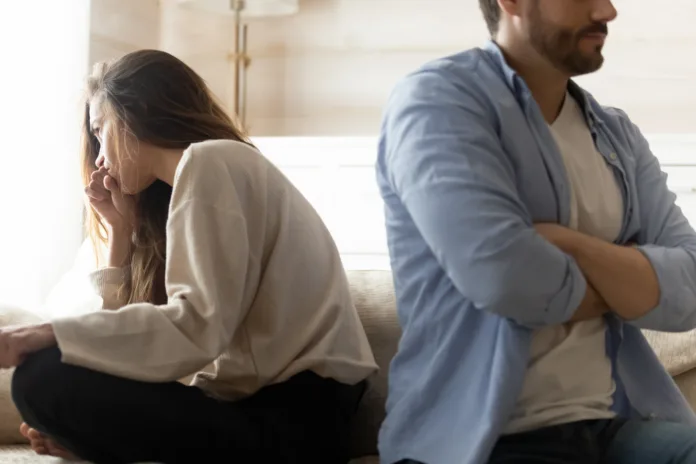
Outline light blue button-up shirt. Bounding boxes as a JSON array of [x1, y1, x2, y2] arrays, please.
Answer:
[[376, 41, 696, 464]]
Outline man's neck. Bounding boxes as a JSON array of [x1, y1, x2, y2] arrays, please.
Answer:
[[495, 38, 569, 124]]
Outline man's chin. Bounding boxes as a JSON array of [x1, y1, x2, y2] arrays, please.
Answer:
[[566, 50, 605, 76], [584, 54, 605, 73]]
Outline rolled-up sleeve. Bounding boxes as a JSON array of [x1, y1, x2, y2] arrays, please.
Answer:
[[88, 267, 127, 310], [619, 115, 696, 332], [381, 70, 587, 328]]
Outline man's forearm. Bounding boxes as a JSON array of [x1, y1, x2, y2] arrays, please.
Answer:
[[560, 233, 660, 320]]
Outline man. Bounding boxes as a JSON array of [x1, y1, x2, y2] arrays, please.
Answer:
[[376, 0, 696, 463]]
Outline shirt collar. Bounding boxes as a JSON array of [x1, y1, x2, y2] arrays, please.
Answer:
[[482, 40, 601, 129], [482, 40, 519, 91], [567, 80, 601, 129]]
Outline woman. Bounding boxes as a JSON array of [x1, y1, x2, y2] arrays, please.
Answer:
[[4, 49, 377, 463]]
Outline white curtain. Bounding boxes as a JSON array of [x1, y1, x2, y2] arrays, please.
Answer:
[[0, 1, 91, 309]]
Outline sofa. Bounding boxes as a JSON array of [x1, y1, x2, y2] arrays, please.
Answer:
[[1, 269, 696, 463]]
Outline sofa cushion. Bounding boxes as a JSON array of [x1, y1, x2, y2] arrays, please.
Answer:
[[4, 268, 696, 463], [0, 306, 43, 446], [0, 445, 65, 462], [346, 270, 400, 458], [643, 329, 696, 377]]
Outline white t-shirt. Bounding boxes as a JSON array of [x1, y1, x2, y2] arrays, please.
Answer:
[[52, 140, 378, 400], [504, 93, 624, 434]]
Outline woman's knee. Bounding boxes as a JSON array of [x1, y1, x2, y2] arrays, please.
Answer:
[[11, 346, 67, 415]]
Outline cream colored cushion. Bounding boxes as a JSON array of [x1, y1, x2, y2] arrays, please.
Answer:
[[346, 270, 400, 459], [0, 306, 43, 445], [0, 445, 63, 462], [643, 329, 696, 377], [675, 368, 696, 408], [4, 269, 696, 463], [646, 328, 696, 417]]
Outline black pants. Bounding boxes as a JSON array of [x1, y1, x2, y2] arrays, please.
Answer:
[[395, 419, 629, 464], [486, 419, 626, 464], [12, 347, 365, 464]]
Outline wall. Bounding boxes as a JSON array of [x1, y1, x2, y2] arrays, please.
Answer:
[[576, 0, 696, 134], [89, 0, 161, 65], [244, 0, 484, 135], [90, 0, 696, 136]]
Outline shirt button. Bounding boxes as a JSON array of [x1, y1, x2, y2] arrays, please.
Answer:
[[609, 153, 618, 160]]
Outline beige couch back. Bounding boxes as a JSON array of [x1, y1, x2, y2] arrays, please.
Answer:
[[4, 270, 696, 458], [346, 270, 400, 458]]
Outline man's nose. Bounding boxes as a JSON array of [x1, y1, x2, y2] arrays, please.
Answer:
[[593, 0, 618, 23]]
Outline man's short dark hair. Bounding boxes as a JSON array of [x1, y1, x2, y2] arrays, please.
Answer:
[[479, 0, 501, 36]]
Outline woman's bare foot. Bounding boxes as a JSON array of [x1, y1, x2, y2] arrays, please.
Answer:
[[20, 422, 79, 460]]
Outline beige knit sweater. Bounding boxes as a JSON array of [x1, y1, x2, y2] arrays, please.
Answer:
[[52, 140, 377, 400]]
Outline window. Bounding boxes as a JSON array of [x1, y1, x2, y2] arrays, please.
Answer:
[[254, 134, 696, 271], [0, 1, 90, 308], [254, 137, 390, 270], [653, 134, 696, 225]]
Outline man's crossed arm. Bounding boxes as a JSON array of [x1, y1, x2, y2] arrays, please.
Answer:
[[382, 74, 696, 332], [535, 224, 660, 323]]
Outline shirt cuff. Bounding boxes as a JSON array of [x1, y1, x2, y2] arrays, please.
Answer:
[[629, 245, 683, 331]]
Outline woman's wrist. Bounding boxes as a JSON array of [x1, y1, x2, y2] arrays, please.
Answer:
[[106, 220, 132, 238], [107, 226, 132, 268]]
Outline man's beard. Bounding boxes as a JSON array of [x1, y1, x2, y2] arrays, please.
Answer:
[[528, 3, 608, 76]]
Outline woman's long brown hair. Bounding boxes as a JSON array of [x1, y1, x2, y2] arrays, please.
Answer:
[[81, 49, 251, 305]]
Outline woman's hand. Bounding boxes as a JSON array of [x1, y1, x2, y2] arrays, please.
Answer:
[[0, 324, 56, 369], [85, 167, 136, 234]]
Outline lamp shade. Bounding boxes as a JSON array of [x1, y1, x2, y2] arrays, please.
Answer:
[[177, 0, 299, 18]]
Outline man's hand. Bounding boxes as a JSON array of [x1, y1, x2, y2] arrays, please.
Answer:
[[0, 324, 56, 369], [535, 224, 609, 322], [534, 223, 660, 321], [568, 285, 609, 322]]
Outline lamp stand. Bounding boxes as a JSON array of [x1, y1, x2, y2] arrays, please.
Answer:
[[231, 0, 250, 127]]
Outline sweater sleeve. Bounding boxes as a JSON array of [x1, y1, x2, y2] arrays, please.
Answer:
[[50, 199, 252, 382], [88, 267, 127, 310]]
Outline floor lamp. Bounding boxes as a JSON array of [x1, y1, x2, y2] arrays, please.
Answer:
[[177, 0, 299, 128]]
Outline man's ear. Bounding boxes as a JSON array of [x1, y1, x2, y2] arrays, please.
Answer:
[[498, 0, 522, 19]]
